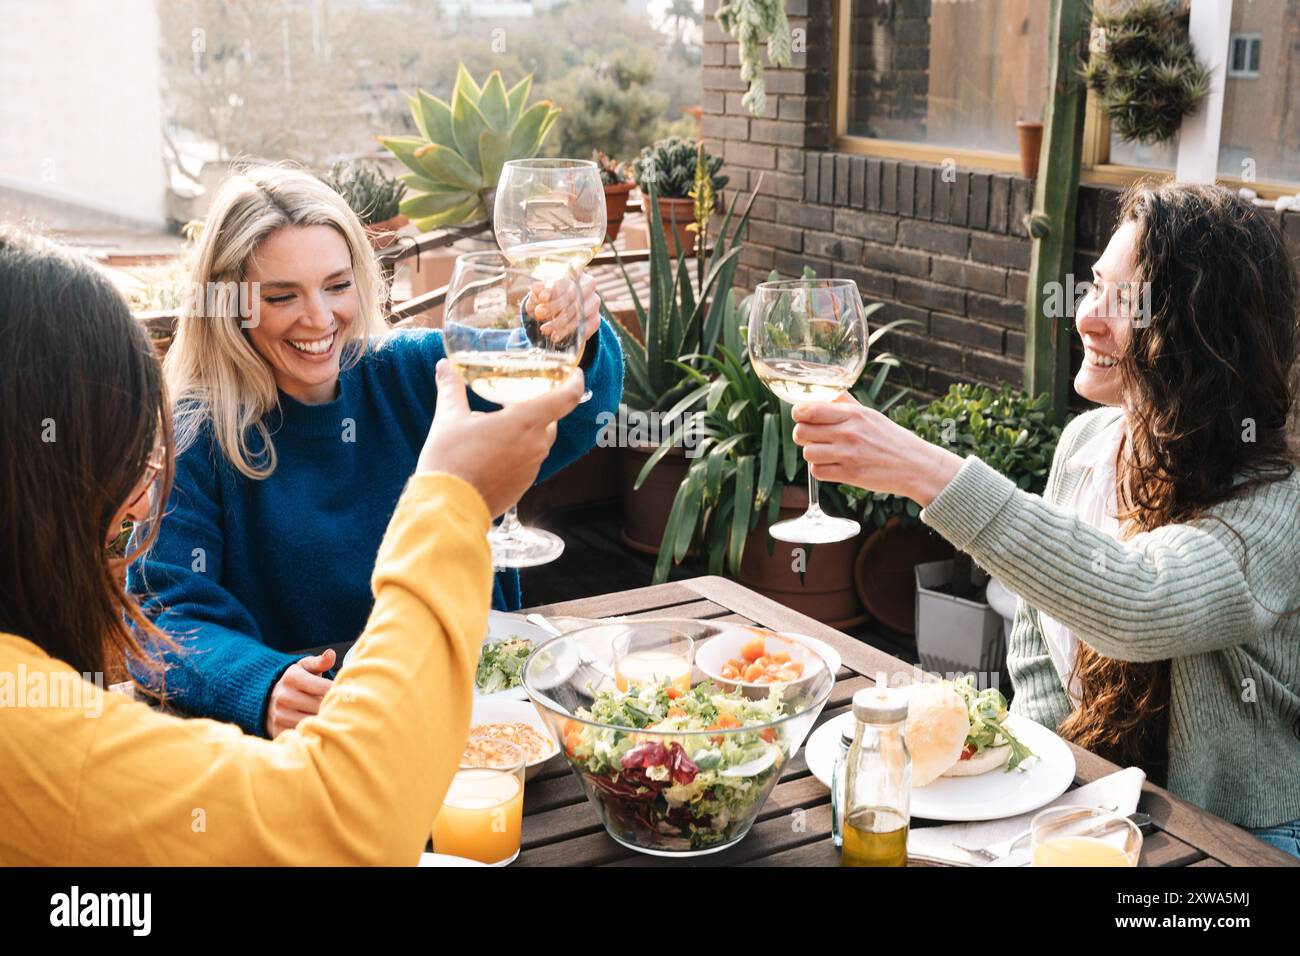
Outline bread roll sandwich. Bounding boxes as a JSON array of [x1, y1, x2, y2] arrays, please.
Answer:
[[903, 677, 1034, 786]]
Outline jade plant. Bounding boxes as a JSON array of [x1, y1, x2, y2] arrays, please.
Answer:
[[633, 137, 727, 201], [1082, 0, 1210, 145], [380, 64, 562, 229]]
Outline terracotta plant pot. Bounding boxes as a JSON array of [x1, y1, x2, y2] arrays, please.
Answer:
[[366, 214, 409, 251], [603, 182, 635, 242], [1016, 121, 1043, 180], [655, 196, 697, 258], [853, 518, 956, 636], [618, 440, 691, 555], [736, 483, 868, 629]]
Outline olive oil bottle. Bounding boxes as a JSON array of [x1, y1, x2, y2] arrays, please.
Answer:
[[841, 684, 910, 867]]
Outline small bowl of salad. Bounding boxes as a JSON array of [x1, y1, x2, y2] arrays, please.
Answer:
[[522, 620, 834, 857]]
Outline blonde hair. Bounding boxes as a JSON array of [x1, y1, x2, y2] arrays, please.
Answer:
[[165, 164, 388, 479]]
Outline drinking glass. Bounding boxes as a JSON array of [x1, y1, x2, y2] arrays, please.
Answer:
[[432, 737, 525, 866], [1030, 807, 1143, 867], [494, 158, 606, 402], [612, 626, 696, 695], [443, 250, 584, 567], [747, 278, 869, 544]]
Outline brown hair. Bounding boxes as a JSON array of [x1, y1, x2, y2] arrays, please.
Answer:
[[0, 228, 175, 679], [1057, 182, 1300, 782]]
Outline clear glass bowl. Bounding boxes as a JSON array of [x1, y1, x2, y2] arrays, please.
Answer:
[[522, 619, 834, 857]]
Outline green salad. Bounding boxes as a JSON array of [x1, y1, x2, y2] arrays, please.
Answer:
[[564, 679, 788, 851], [475, 637, 532, 694], [950, 677, 1034, 769]]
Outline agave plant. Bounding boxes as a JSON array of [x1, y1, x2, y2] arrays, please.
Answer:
[[641, 270, 916, 584], [379, 64, 562, 230]]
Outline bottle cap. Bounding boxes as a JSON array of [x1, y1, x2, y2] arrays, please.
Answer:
[[851, 685, 908, 724]]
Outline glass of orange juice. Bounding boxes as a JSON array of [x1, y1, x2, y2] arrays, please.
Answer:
[[433, 737, 525, 866], [1030, 806, 1142, 867], [613, 629, 694, 694]]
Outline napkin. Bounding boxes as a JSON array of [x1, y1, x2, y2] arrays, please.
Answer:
[[906, 766, 1146, 866]]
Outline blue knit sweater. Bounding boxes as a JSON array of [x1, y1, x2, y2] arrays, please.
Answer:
[[127, 321, 622, 735]]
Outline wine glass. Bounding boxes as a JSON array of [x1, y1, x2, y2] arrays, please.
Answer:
[[443, 251, 585, 568], [494, 158, 605, 401], [748, 278, 869, 544]]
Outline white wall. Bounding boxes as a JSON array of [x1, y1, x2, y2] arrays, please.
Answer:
[[0, 0, 166, 226]]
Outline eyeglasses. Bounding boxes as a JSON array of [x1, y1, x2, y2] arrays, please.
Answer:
[[126, 444, 167, 512]]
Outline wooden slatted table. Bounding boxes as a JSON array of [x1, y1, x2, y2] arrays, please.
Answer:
[[514, 575, 1298, 867]]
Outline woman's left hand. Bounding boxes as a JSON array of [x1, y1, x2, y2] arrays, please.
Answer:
[[791, 393, 965, 507], [529, 271, 601, 348]]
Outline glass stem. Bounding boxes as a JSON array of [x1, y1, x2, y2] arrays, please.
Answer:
[[499, 505, 523, 535], [806, 468, 824, 517]]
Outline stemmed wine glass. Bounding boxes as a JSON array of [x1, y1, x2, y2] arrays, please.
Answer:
[[494, 158, 606, 402], [748, 278, 869, 544], [443, 251, 586, 568]]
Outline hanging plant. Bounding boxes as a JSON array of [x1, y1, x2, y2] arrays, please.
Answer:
[[1082, 0, 1210, 145], [716, 0, 792, 117]]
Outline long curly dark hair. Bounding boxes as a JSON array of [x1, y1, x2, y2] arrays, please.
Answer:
[[1056, 182, 1299, 784]]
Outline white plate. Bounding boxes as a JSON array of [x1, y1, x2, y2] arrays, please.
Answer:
[[469, 697, 560, 779], [341, 610, 550, 701], [418, 852, 486, 867], [805, 711, 1076, 822]]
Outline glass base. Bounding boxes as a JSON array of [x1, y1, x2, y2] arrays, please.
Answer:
[[768, 511, 860, 544], [607, 831, 743, 858], [489, 524, 565, 568]]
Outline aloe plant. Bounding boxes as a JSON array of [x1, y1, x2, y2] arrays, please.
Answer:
[[607, 178, 755, 414], [379, 64, 562, 230], [641, 270, 916, 584]]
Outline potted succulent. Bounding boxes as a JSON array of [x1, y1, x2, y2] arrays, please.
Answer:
[[380, 64, 562, 230], [321, 159, 408, 250], [1082, 0, 1210, 146], [608, 169, 755, 554], [594, 149, 635, 242], [640, 267, 914, 627], [380, 65, 562, 304], [877, 385, 1063, 677], [633, 137, 727, 258]]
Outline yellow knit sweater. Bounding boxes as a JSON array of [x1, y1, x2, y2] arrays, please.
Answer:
[[0, 473, 491, 865]]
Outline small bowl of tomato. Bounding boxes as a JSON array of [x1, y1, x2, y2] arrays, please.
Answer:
[[694, 626, 839, 702]]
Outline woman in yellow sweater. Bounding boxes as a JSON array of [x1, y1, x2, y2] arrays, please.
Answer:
[[0, 228, 583, 865]]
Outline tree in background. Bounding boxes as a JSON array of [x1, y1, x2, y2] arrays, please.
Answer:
[[159, 0, 703, 168]]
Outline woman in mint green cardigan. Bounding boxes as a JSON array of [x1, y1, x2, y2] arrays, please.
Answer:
[[792, 183, 1300, 856]]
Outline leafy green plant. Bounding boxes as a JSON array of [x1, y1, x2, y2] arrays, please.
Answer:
[[380, 65, 562, 229], [844, 383, 1065, 529], [633, 137, 727, 200], [641, 270, 914, 584], [608, 178, 755, 413], [321, 160, 407, 226], [844, 383, 1066, 599], [1082, 0, 1209, 145], [716, 0, 792, 117], [547, 51, 669, 161]]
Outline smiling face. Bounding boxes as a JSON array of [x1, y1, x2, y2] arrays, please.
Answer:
[[1074, 221, 1141, 407], [243, 224, 358, 405]]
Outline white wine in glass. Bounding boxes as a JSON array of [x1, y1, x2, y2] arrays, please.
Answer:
[[444, 251, 585, 568], [748, 278, 869, 544], [494, 158, 606, 402]]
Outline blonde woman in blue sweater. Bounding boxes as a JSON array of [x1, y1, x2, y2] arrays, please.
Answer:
[[791, 183, 1300, 856], [127, 166, 622, 739]]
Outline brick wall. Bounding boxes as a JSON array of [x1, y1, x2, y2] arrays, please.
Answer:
[[701, 0, 1300, 402]]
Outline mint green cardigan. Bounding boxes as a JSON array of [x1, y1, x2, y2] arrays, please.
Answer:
[[920, 405, 1300, 828]]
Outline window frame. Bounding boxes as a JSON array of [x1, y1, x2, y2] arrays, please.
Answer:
[[1227, 33, 1261, 78], [831, 0, 1296, 200]]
